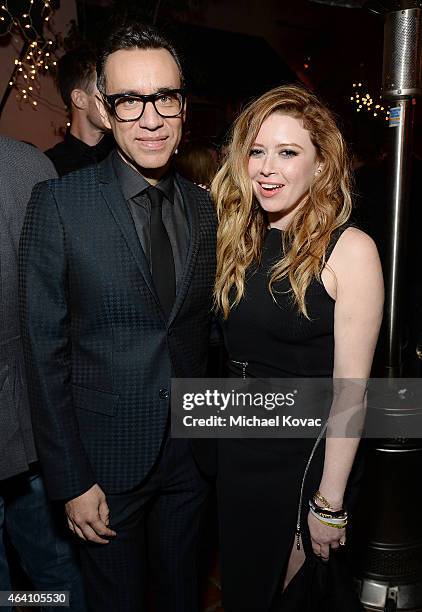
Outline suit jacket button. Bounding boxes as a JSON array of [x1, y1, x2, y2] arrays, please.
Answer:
[[159, 388, 169, 400]]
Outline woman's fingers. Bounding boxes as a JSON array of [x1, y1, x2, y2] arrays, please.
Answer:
[[308, 511, 347, 558], [311, 537, 322, 557], [320, 543, 330, 561]]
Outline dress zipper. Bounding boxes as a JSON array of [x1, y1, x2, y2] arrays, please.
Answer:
[[231, 357, 327, 552], [231, 359, 248, 379]]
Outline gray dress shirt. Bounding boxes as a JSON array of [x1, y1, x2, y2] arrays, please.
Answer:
[[112, 150, 190, 288]]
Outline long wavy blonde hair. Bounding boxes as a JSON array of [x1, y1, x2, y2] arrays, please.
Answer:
[[212, 84, 352, 319]]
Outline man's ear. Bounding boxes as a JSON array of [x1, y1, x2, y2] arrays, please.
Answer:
[[95, 94, 112, 130], [182, 99, 187, 124], [70, 88, 89, 111]]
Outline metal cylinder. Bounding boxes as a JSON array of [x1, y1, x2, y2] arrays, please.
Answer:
[[383, 98, 414, 376], [382, 8, 422, 98], [356, 4, 422, 609], [353, 445, 422, 611]]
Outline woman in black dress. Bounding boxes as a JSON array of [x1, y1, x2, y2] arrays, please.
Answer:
[[211, 85, 384, 611]]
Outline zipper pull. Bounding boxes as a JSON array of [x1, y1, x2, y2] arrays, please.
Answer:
[[296, 525, 301, 550], [231, 359, 248, 379], [242, 361, 248, 379]]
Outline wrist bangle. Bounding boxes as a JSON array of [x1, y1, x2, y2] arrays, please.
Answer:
[[309, 499, 347, 519], [309, 507, 348, 526], [318, 518, 347, 529]]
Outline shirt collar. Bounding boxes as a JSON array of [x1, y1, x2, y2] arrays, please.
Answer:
[[64, 129, 113, 154], [64, 130, 91, 153], [112, 149, 174, 203], [95, 132, 115, 156]]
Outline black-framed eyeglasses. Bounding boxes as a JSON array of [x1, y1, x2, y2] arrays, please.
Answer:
[[99, 89, 186, 122]]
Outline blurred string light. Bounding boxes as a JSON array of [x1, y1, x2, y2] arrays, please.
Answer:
[[0, 1, 58, 109], [350, 82, 390, 120], [303, 56, 311, 70]]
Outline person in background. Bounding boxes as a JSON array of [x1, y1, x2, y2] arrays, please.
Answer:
[[45, 46, 114, 175], [0, 135, 86, 612], [175, 139, 218, 188]]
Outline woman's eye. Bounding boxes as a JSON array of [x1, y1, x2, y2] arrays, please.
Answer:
[[280, 149, 298, 158], [249, 148, 263, 157]]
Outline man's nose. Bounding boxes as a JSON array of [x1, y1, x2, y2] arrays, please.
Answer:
[[138, 101, 164, 129]]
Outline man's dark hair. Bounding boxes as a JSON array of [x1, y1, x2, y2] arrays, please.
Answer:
[[96, 22, 184, 93], [56, 46, 98, 111]]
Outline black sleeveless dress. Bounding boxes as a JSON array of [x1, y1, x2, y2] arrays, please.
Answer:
[[217, 227, 364, 612]]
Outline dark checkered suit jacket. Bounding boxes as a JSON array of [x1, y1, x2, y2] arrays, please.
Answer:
[[19, 154, 216, 500]]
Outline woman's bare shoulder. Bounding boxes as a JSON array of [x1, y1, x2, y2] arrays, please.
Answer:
[[330, 226, 379, 266]]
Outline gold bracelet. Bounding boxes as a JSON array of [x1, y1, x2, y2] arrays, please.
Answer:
[[314, 490, 345, 512], [314, 490, 333, 509]]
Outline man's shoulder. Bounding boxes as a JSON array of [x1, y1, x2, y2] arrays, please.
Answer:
[[176, 175, 216, 238], [44, 138, 73, 168], [44, 163, 100, 193], [28, 165, 104, 216], [0, 137, 57, 221], [0, 135, 56, 182], [44, 138, 67, 157], [175, 173, 213, 204], [45, 136, 84, 176]]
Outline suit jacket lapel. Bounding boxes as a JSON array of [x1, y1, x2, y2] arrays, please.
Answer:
[[168, 175, 201, 325], [97, 155, 161, 309]]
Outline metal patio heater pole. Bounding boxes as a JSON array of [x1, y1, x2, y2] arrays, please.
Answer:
[[382, 1, 422, 377]]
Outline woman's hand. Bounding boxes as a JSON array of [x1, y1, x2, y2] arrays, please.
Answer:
[[307, 510, 345, 561]]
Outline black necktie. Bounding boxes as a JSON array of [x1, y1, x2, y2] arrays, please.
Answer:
[[146, 186, 176, 317]]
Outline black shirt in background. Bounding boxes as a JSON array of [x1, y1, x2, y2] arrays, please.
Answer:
[[112, 150, 190, 288], [45, 130, 114, 176]]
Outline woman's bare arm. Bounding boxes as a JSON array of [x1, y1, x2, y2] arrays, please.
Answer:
[[309, 227, 384, 558]]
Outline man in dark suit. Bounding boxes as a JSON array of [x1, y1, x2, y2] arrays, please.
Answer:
[[20, 22, 216, 612], [0, 136, 86, 611]]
